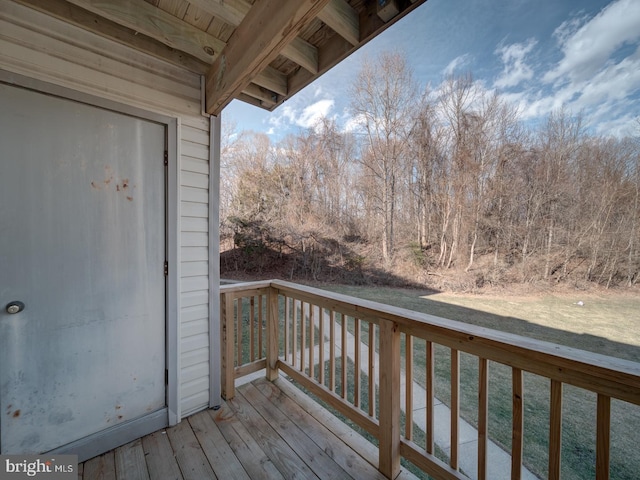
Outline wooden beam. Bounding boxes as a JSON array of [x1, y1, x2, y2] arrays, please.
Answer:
[[64, 0, 224, 63], [281, 36, 318, 74], [242, 83, 277, 108], [376, 0, 400, 23], [185, 0, 250, 27], [205, 0, 331, 115], [12, 0, 209, 74], [317, 0, 359, 46], [188, 0, 319, 75], [253, 67, 288, 97]]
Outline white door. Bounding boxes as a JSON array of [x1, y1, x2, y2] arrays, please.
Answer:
[[0, 83, 166, 456]]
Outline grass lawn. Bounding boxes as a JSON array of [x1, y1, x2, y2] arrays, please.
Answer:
[[315, 284, 640, 480]]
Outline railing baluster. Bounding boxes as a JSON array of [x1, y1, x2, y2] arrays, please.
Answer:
[[596, 394, 611, 480], [284, 296, 290, 363], [368, 322, 376, 417], [319, 307, 325, 386], [310, 304, 315, 380], [300, 301, 306, 373], [426, 340, 434, 455], [341, 313, 347, 400], [406, 334, 414, 440], [237, 297, 243, 366], [266, 288, 278, 381], [258, 294, 264, 358], [451, 348, 460, 470], [292, 299, 298, 369], [478, 357, 489, 480], [221, 293, 235, 400], [549, 379, 562, 480], [330, 310, 336, 392], [249, 296, 255, 361], [512, 367, 524, 480], [354, 317, 361, 408]]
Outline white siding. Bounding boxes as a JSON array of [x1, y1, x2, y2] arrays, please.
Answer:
[[179, 116, 211, 416], [0, 0, 212, 420]]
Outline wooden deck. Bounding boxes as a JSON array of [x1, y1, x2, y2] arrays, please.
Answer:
[[78, 376, 418, 479]]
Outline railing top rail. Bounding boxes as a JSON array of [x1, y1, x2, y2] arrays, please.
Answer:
[[259, 279, 640, 405], [220, 280, 273, 294]]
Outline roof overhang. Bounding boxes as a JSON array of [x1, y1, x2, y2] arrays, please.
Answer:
[[15, 0, 428, 115]]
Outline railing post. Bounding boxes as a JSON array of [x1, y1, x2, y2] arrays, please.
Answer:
[[596, 394, 611, 480], [220, 292, 236, 400], [266, 286, 280, 381], [378, 319, 401, 479]]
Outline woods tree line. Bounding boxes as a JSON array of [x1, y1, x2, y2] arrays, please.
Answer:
[[220, 52, 640, 290]]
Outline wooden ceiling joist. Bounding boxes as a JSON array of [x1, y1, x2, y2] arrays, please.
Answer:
[[186, 0, 319, 75], [253, 67, 288, 97], [287, 28, 353, 105], [64, 0, 224, 63], [205, 0, 331, 115], [285, 0, 426, 111], [317, 0, 359, 46], [281, 37, 319, 74], [242, 83, 277, 108]]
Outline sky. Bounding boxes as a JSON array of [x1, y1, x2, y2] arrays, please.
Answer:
[[224, 0, 640, 140]]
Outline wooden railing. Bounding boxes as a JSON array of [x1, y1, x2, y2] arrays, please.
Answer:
[[220, 280, 640, 480]]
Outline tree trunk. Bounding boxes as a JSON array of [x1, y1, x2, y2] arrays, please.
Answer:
[[544, 220, 554, 279]]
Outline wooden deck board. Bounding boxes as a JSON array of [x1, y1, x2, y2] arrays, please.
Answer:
[[114, 439, 149, 480], [225, 389, 320, 479], [253, 377, 388, 480], [210, 403, 286, 479], [239, 381, 354, 479], [188, 410, 251, 480], [141, 430, 184, 480], [83, 450, 116, 480], [165, 420, 217, 480], [79, 377, 419, 480]]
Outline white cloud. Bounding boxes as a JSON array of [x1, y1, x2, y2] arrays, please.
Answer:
[[342, 113, 367, 134], [443, 54, 472, 76], [297, 99, 335, 128], [494, 39, 537, 88], [573, 46, 640, 108], [592, 113, 640, 137], [544, 0, 640, 84], [267, 99, 335, 132], [518, 91, 569, 120], [492, 0, 640, 137], [551, 12, 589, 47]]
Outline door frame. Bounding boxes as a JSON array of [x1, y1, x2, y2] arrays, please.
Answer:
[[0, 70, 179, 461]]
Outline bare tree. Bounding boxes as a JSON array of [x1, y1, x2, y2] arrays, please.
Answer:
[[220, 53, 640, 289], [350, 51, 418, 261]]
